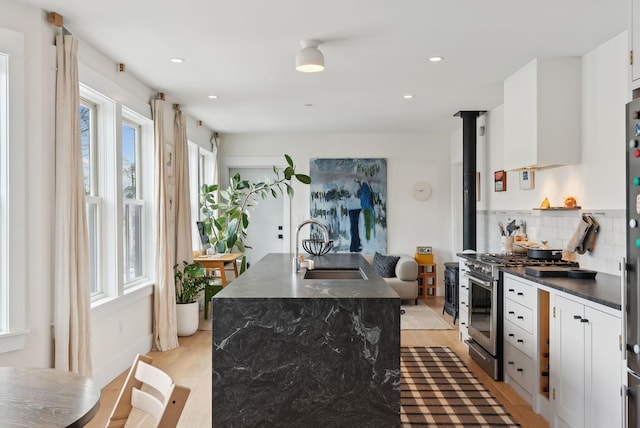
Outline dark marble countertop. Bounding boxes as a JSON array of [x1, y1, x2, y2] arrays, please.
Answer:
[[213, 253, 399, 299], [456, 252, 621, 310], [502, 267, 622, 310]]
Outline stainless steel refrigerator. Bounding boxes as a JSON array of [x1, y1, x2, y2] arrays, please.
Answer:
[[627, 98, 640, 427]]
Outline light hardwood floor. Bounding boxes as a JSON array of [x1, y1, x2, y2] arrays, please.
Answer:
[[86, 297, 548, 427]]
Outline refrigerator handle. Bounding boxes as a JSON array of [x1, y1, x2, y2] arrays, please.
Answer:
[[623, 256, 628, 360], [622, 257, 629, 428], [625, 384, 629, 428]]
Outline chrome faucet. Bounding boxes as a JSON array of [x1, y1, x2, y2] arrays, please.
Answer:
[[294, 219, 330, 272]]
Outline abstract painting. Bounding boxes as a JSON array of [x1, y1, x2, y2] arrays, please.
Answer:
[[310, 158, 387, 253]]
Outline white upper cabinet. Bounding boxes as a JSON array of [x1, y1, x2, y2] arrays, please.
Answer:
[[503, 57, 582, 171]]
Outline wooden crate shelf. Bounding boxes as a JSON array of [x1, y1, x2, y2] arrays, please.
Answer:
[[417, 263, 437, 298]]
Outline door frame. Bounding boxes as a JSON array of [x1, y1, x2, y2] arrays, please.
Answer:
[[219, 156, 292, 254]]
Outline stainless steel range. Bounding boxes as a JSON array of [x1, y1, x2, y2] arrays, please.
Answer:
[[463, 254, 579, 381]]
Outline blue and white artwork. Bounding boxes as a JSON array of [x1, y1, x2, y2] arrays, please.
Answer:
[[310, 158, 387, 253]]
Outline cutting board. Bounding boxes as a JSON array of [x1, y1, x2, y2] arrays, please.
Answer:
[[524, 266, 572, 277], [524, 266, 598, 279]]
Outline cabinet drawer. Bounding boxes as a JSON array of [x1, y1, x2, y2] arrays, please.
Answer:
[[505, 298, 534, 334], [504, 319, 534, 358], [504, 343, 534, 395], [504, 276, 536, 310]]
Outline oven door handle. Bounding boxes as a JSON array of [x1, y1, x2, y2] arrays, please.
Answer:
[[469, 276, 493, 289]]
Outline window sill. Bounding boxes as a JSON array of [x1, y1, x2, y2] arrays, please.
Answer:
[[91, 282, 154, 321], [0, 329, 31, 354]]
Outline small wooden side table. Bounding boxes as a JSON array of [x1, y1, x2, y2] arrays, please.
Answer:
[[194, 253, 242, 287], [417, 263, 437, 298]]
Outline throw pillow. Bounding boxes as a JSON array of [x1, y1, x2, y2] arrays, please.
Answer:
[[373, 252, 400, 278]]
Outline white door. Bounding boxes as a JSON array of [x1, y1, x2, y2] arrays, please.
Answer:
[[229, 167, 289, 267]]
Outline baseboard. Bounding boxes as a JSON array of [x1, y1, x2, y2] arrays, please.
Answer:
[[92, 334, 153, 388]]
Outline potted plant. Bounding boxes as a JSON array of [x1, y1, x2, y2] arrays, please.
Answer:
[[173, 261, 209, 336], [199, 154, 310, 272]]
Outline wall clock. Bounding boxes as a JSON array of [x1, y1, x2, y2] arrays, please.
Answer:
[[413, 181, 432, 201]]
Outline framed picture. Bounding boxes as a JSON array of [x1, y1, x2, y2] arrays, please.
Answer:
[[494, 170, 506, 192], [519, 170, 535, 190]]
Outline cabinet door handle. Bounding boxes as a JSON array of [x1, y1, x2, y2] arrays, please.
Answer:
[[573, 315, 582, 320], [508, 288, 515, 292], [517, 339, 524, 343], [517, 292, 524, 296], [508, 361, 514, 365], [508, 333, 515, 337], [580, 318, 589, 323], [517, 316, 524, 320], [517, 368, 524, 372], [509, 311, 515, 315]]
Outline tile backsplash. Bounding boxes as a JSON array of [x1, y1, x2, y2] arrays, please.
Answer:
[[477, 209, 625, 276]]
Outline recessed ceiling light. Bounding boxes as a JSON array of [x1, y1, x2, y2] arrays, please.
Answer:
[[304, 103, 313, 107], [403, 94, 413, 99], [208, 95, 218, 99], [429, 56, 444, 62], [170, 58, 185, 63]]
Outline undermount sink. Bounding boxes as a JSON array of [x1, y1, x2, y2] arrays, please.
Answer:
[[303, 269, 367, 280]]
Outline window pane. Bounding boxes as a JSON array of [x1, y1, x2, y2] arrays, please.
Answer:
[[80, 104, 91, 195], [87, 202, 98, 295], [122, 123, 136, 198], [123, 203, 143, 283]]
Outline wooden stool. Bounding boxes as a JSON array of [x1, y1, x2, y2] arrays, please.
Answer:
[[417, 263, 437, 298]]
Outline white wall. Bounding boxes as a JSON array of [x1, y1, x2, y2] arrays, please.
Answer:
[[0, 0, 216, 388], [218, 133, 454, 294], [456, 32, 629, 275]]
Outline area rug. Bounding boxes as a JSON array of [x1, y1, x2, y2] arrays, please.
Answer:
[[401, 304, 452, 330], [401, 346, 520, 427]]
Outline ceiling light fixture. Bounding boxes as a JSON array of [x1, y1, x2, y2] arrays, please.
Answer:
[[429, 56, 444, 62], [208, 95, 218, 99], [296, 40, 324, 73], [170, 58, 185, 63], [403, 94, 414, 99]]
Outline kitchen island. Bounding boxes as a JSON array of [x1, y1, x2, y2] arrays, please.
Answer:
[[212, 253, 401, 427]]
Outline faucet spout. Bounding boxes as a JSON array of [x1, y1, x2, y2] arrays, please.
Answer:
[[294, 219, 330, 272]]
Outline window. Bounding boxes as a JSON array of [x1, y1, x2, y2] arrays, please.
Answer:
[[188, 142, 214, 251], [80, 84, 152, 304], [122, 119, 144, 286], [80, 99, 100, 295], [0, 27, 27, 353]]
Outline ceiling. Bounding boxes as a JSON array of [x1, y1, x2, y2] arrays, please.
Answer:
[[17, 0, 627, 134]]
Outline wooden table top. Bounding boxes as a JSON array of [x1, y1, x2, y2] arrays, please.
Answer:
[[0, 367, 100, 427], [194, 253, 242, 263]]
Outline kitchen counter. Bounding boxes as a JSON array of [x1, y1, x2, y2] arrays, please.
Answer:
[[215, 252, 398, 299], [212, 253, 401, 427], [457, 253, 621, 310], [502, 267, 621, 310]]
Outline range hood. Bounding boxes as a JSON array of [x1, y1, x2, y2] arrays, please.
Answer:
[[503, 57, 581, 171]]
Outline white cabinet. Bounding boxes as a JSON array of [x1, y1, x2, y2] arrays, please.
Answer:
[[503, 275, 538, 406], [551, 294, 622, 428], [458, 258, 470, 343], [503, 57, 581, 171]]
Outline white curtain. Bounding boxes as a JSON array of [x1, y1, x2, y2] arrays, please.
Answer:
[[53, 34, 93, 375], [151, 98, 178, 351], [174, 110, 192, 265]]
